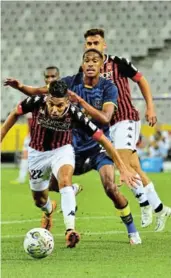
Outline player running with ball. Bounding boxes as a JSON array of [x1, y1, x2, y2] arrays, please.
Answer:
[[1, 80, 139, 247]]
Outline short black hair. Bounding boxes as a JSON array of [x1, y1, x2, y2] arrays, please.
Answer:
[[83, 48, 103, 59], [49, 80, 68, 98], [44, 66, 60, 75], [84, 28, 105, 39]]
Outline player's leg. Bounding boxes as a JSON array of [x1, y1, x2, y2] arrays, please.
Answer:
[[117, 149, 152, 227], [131, 151, 171, 231], [32, 189, 56, 231], [51, 144, 80, 248], [110, 120, 152, 227], [28, 147, 57, 231], [48, 153, 85, 196], [95, 152, 141, 244], [11, 135, 30, 184]]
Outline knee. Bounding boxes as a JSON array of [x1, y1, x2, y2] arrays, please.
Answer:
[[58, 175, 72, 189], [103, 176, 118, 196], [131, 162, 139, 173]]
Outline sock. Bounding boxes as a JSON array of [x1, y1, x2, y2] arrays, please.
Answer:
[[144, 182, 162, 211], [117, 203, 137, 234], [131, 175, 149, 207], [155, 203, 163, 213], [72, 183, 80, 195], [18, 159, 28, 182], [41, 197, 52, 215], [60, 186, 76, 231]]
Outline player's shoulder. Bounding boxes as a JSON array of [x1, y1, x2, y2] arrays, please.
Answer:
[[107, 54, 130, 66], [69, 103, 79, 114], [24, 95, 45, 106], [31, 94, 45, 102], [62, 73, 82, 88]]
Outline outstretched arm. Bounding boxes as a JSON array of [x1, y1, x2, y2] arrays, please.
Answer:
[[68, 90, 115, 124], [1, 108, 20, 142], [4, 78, 48, 96], [137, 76, 157, 127]]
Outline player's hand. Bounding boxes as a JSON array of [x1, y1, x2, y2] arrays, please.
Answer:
[[120, 170, 140, 188], [145, 107, 157, 127], [3, 78, 23, 90], [68, 90, 82, 103]]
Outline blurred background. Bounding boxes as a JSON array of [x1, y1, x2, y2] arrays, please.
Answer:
[[1, 1, 171, 173]]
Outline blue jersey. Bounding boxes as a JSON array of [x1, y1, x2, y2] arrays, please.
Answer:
[[62, 73, 118, 154]]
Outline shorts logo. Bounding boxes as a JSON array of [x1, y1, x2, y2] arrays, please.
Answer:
[[127, 142, 131, 146], [128, 127, 133, 131], [68, 210, 75, 216]]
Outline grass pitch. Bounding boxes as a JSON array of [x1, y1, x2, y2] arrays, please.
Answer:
[[1, 168, 171, 278]]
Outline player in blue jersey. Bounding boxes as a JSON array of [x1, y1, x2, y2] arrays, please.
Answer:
[[4, 49, 142, 244]]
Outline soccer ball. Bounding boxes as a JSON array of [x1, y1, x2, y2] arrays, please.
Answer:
[[23, 228, 54, 259]]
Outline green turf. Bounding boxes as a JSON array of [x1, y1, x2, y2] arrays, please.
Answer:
[[1, 168, 171, 278]]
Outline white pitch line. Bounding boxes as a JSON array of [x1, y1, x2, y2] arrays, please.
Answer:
[[2, 230, 170, 239], [1, 215, 140, 225]]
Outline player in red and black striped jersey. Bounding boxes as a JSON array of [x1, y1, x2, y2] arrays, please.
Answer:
[[83, 28, 171, 232], [1, 79, 140, 247], [10, 66, 60, 185]]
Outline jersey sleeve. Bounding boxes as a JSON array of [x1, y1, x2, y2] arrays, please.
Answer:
[[115, 56, 143, 82], [62, 73, 83, 89], [16, 96, 42, 115], [70, 105, 103, 139], [61, 76, 74, 89], [103, 80, 118, 108]]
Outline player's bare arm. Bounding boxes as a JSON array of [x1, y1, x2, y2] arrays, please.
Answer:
[[68, 90, 114, 124], [1, 108, 20, 142], [95, 133, 139, 188], [4, 78, 48, 96], [137, 76, 157, 127]]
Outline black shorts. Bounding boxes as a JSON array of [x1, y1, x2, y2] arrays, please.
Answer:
[[74, 146, 113, 175]]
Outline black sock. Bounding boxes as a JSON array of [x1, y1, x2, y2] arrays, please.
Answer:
[[140, 200, 150, 207], [155, 203, 163, 213]]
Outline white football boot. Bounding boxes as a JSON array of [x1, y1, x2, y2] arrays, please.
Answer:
[[141, 205, 153, 228], [155, 206, 171, 232], [128, 232, 142, 245]]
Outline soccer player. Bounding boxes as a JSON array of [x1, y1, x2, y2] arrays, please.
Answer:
[[4, 49, 142, 245], [10, 114, 31, 184], [10, 66, 60, 184], [83, 28, 171, 231], [1, 80, 139, 247]]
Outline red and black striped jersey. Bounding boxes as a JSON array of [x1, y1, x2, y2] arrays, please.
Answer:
[[100, 55, 142, 125], [25, 112, 32, 134], [17, 95, 102, 152]]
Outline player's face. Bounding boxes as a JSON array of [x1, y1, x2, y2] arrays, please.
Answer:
[[82, 52, 103, 77], [84, 35, 106, 53], [44, 69, 59, 85], [46, 96, 69, 119]]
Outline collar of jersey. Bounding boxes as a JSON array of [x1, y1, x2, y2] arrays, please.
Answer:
[[82, 75, 102, 89], [103, 54, 109, 64], [84, 84, 93, 89]]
